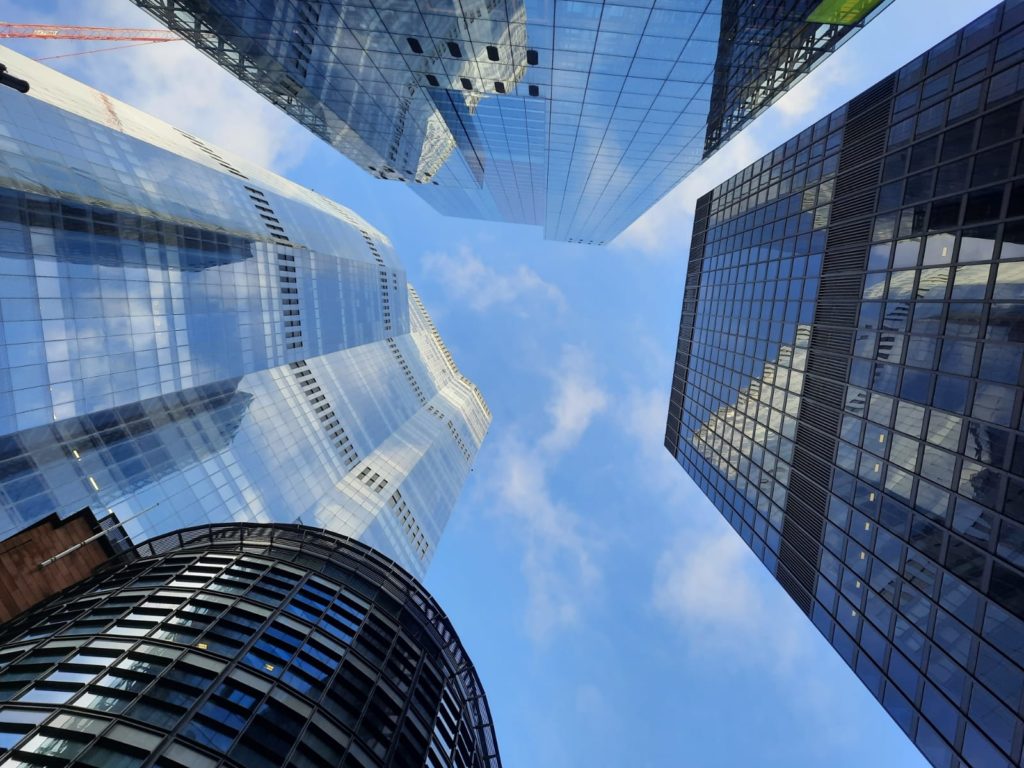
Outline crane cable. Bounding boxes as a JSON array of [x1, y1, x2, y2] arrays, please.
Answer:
[[35, 39, 177, 62]]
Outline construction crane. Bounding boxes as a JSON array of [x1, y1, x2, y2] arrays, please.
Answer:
[[0, 23, 179, 42], [0, 22, 180, 62]]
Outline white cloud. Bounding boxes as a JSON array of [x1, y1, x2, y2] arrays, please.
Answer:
[[1, 0, 312, 173], [488, 346, 608, 642], [616, 386, 696, 506], [655, 527, 763, 630], [651, 518, 899, 752], [539, 346, 608, 453], [494, 439, 600, 641], [423, 246, 565, 313], [652, 523, 807, 674]]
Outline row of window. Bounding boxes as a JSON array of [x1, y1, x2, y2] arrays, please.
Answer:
[[0, 542, 490, 767]]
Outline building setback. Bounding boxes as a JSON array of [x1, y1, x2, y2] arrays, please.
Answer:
[[0, 524, 501, 768], [0, 47, 489, 581], [667, 3, 1024, 766], [130, 0, 893, 243]]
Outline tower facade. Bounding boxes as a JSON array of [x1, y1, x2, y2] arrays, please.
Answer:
[[0, 47, 489, 580], [0, 523, 501, 768], [667, 3, 1024, 766], [131, 0, 893, 243]]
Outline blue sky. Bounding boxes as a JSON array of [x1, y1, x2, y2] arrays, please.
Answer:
[[0, 1, 1005, 765]]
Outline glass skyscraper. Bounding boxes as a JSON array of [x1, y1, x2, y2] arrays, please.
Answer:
[[666, 3, 1024, 766], [0, 46, 490, 581], [131, 0, 893, 243], [0, 523, 501, 768]]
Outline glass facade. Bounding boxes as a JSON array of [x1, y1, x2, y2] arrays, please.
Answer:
[[0, 47, 490, 580], [0, 523, 501, 768], [131, 0, 892, 243], [666, 3, 1024, 766]]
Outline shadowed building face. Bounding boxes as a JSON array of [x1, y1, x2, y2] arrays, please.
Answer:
[[667, 4, 1024, 766]]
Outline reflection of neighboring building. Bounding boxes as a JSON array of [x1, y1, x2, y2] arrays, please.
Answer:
[[0, 47, 490, 580], [0, 380, 252, 528], [690, 330, 810, 524], [667, 6, 1024, 767], [132, 0, 891, 243]]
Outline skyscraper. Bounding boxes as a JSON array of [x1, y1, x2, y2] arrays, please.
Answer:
[[0, 523, 501, 768], [0, 46, 490, 580], [131, 0, 894, 243], [666, 3, 1024, 766]]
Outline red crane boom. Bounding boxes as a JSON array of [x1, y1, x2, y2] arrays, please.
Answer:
[[0, 23, 179, 42]]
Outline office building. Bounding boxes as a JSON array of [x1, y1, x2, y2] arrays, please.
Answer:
[[0, 523, 501, 768], [666, 3, 1024, 766], [131, 0, 893, 243], [0, 46, 490, 581]]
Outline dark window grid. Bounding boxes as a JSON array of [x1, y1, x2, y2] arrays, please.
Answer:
[[0, 720, 115, 765], [676, 450, 784, 566], [675, 24, 1019, 757], [0, 577, 341, 753], [331, 656, 436, 768], [877, 171, 1021, 221], [818, 566, 1024, 764], [710, 155, 843, 223], [892, 41, 1019, 132], [835, 455, 1024, 625], [2, 642, 182, 724], [166, 585, 411, 751], [806, 421, 1024, 671], [811, 592, 966, 762]]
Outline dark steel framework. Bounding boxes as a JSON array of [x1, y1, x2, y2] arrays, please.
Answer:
[[0, 523, 501, 768], [668, 3, 1024, 766]]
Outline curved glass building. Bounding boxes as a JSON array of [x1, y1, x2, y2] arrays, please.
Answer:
[[0, 47, 489, 580], [0, 523, 501, 768]]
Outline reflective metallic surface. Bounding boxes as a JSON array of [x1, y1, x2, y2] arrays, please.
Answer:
[[131, 0, 891, 243], [0, 47, 490, 580], [668, 4, 1024, 766]]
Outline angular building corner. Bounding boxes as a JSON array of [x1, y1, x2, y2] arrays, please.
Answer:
[[130, 0, 893, 243], [667, 3, 1024, 767], [0, 44, 490, 582]]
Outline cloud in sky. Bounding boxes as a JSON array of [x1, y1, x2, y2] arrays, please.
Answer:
[[651, 519, 889, 752], [539, 346, 609, 454], [423, 246, 565, 314], [616, 385, 697, 508], [488, 345, 607, 642]]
